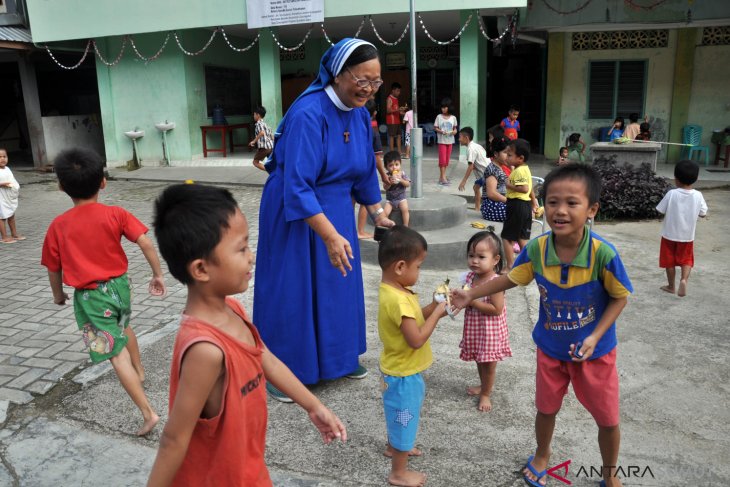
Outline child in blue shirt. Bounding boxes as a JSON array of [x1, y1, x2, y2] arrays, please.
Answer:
[[453, 164, 633, 487], [607, 117, 625, 141]]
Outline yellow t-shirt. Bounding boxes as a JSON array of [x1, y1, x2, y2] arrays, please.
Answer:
[[378, 282, 433, 377], [506, 164, 532, 201]]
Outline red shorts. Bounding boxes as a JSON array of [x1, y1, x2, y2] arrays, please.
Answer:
[[535, 348, 619, 427], [659, 237, 694, 268]]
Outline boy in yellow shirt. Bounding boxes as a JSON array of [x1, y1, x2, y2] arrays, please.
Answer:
[[377, 226, 448, 487], [502, 138, 538, 269]]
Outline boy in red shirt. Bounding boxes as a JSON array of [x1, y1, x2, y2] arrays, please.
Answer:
[[147, 184, 347, 486], [41, 148, 166, 436]]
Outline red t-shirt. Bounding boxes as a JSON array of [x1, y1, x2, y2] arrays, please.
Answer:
[[41, 203, 148, 289], [386, 94, 400, 125], [170, 298, 271, 486]]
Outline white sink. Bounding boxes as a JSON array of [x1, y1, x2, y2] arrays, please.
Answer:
[[155, 122, 176, 132], [124, 130, 145, 140]]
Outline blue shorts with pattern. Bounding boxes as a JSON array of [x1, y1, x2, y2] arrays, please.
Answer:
[[382, 373, 425, 452]]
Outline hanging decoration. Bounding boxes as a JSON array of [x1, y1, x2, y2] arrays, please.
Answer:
[[129, 33, 170, 62], [624, 0, 669, 10], [369, 16, 410, 46], [44, 40, 92, 70], [321, 16, 366, 46], [43, 10, 522, 69], [221, 28, 260, 52], [269, 25, 312, 51], [93, 36, 128, 67], [173, 28, 219, 56], [541, 0, 593, 15], [477, 9, 519, 43], [417, 12, 472, 45]]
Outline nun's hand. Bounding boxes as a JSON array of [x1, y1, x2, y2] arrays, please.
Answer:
[[324, 232, 353, 277], [374, 215, 396, 228]]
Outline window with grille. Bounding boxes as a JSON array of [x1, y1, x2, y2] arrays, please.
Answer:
[[587, 60, 646, 120]]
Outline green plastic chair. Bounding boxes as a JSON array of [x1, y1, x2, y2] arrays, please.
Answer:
[[682, 125, 710, 165]]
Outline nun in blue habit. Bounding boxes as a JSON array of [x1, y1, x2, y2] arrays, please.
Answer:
[[254, 38, 395, 399]]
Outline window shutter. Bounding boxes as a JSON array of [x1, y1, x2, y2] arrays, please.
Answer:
[[588, 62, 616, 119], [616, 61, 645, 118]]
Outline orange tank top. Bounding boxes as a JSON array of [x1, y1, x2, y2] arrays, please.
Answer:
[[169, 297, 271, 486]]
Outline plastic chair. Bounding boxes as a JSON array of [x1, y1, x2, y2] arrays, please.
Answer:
[[420, 123, 436, 145], [531, 176, 545, 236], [598, 127, 612, 142], [682, 125, 710, 165]]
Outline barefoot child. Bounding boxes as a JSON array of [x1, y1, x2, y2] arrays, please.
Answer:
[[383, 151, 411, 227], [457, 127, 489, 211], [452, 164, 633, 487], [656, 159, 707, 297], [41, 148, 166, 436], [148, 184, 346, 486], [460, 229, 511, 412], [0, 148, 24, 243], [377, 226, 448, 486]]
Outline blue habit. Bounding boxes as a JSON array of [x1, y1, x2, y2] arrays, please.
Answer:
[[253, 89, 381, 384]]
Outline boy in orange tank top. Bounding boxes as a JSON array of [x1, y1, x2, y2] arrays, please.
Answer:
[[147, 184, 347, 487]]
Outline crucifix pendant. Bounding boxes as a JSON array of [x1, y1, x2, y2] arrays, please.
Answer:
[[344, 131, 350, 143]]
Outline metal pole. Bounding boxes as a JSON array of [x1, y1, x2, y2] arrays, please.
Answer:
[[409, 0, 422, 198]]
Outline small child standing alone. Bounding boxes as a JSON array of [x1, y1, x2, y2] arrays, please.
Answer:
[[41, 148, 166, 436], [377, 225, 448, 486], [500, 105, 521, 141], [457, 127, 489, 212], [248, 106, 274, 171], [383, 151, 411, 227], [656, 159, 708, 297], [460, 229, 511, 412], [0, 148, 24, 243]]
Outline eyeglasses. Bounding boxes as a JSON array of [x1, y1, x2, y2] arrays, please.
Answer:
[[346, 68, 383, 90]]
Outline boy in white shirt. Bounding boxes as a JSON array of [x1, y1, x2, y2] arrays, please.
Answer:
[[457, 127, 489, 211], [656, 160, 708, 297]]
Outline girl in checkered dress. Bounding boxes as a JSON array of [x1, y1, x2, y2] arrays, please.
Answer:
[[459, 229, 512, 411]]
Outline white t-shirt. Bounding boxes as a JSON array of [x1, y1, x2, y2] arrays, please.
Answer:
[[435, 114, 457, 145], [466, 141, 488, 179], [402, 110, 414, 132], [656, 188, 708, 242]]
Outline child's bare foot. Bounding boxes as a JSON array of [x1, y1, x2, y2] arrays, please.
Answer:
[[0, 237, 16, 244], [388, 469, 426, 486], [477, 394, 492, 412], [678, 279, 687, 297], [466, 386, 481, 396], [358, 232, 374, 240], [384, 444, 422, 458], [602, 477, 624, 487], [660, 285, 675, 294], [136, 412, 159, 436]]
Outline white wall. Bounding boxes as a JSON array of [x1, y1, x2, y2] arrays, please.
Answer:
[[42, 115, 105, 163]]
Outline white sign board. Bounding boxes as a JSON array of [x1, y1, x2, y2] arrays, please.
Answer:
[[247, 0, 324, 29]]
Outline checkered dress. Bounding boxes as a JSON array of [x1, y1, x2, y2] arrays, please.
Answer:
[[459, 272, 512, 363]]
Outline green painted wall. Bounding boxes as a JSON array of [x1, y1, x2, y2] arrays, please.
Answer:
[[27, 0, 525, 43], [459, 9, 487, 144], [556, 31, 676, 163], [94, 29, 259, 164], [686, 36, 730, 162], [667, 28, 696, 162]]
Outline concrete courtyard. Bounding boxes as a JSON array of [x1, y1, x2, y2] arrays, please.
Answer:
[[0, 160, 728, 486]]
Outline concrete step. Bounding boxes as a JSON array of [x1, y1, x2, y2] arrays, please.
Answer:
[[380, 193, 466, 231]]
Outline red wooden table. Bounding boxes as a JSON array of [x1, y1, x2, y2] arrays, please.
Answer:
[[200, 123, 252, 157]]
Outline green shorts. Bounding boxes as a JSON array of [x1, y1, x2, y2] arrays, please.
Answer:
[[73, 274, 132, 363]]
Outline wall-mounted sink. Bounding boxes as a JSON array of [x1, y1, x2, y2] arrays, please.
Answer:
[[124, 130, 145, 140], [155, 122, 176, 132]]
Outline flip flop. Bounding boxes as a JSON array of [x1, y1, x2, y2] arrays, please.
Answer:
[[523, 455, 547, 487], [0, 239, 16, 244], [11, 235, 26, 241]]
